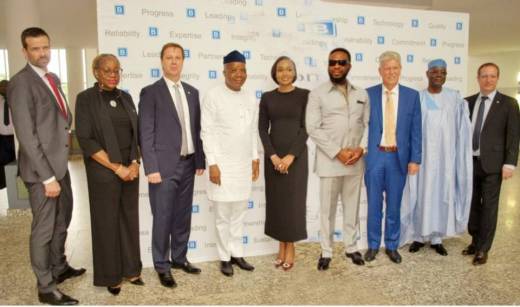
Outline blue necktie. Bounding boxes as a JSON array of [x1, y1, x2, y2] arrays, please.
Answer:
[[472, 96, 488, 151]]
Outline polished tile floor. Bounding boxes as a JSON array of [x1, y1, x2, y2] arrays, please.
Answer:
[[0, 159, 519, 305]]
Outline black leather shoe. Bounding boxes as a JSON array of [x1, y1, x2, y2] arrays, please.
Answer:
[[317, 256, 331, 270], [408, 241, 425, 253], [431, 244, 448, 256], [462, 245, 476, 256], [38, 290, 79, 305], [157, 272, 177, 288], [230, 257, 255, 271], [55, 266, 86, 284], [107, 286, 121, 296], [385, 249, 402, 264], [220, 261, 233, 277], [129, 277, 145, 286], [364, 249, 379, 262], [345, 252, 365, 266], [172, 261, 201, 274], [472, 251, 488, 265]]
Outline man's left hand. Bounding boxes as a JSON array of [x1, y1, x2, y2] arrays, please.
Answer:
[[252, 159, 260, 181], [345, 148, 363, 165], [408, 162, 420, 175], [503, 167, 514, 180], [195, 169, 205, 176]]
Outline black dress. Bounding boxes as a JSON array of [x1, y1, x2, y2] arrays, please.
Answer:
[[259, 87, 309, 242]]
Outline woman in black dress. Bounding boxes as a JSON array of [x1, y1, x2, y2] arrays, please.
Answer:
[[259, 56, 309, 271], [75, 54, 143, 295]]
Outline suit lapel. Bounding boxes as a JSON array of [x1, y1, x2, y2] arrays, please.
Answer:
[[181, 81, 196, 136], [482, 92, 502, 131], [374, 85, 383, 130], [396, 84, 407, 132], [26, 66, 69, 122], [120, 92, 138, 139]]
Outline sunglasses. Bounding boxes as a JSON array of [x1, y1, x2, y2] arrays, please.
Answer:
[[328, 60, 349, 66]]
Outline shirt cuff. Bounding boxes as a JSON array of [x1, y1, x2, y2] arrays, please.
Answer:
[[503, 164, 515, 171], [43, 176, 56, 184]]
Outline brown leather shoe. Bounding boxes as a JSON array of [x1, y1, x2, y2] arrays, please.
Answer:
[[472, 251, 488, 265], [462, 245, 476, 256]]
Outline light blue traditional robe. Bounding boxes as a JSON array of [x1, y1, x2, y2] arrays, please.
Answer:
[[400, 88, 472, 245]]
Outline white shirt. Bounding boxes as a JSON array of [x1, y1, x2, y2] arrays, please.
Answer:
[[380, 84, 399, 146], [163, 77, 194, 154], [0, 95, 14, 136], [28, 63, 68, 116]]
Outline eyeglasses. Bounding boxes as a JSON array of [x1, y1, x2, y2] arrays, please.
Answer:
[[328, 60, 349, 67], [100, 68, 123, 76]]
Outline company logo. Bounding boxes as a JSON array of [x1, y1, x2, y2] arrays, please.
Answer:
[[411, 19, 419, 27], [256, 90, 262, 99], [118, 48, 128, 57], [304, 56, 316, 67], [186, 8, 196, 17], [192, 204, 199, 213], [243, 50, 251, 59], [357, 16, 365, 25], [456, 22, 463, 30], [377, 36, 385, 44], [211, 30, 221, 39], [208, 70, 217, 79], [149, 27, 158, 37], [272, 29, 281, 37], [150, 68, 160, 78], [115, 5, 124, 15], [184, 49, 191, 58], [305, 21, 336, 36], [255, 0, 263, 5], [188, 241, 197, 249], [248, 200, 254, 209], [454, 57, 461, 64], [277, 7, 286, 17], [355, 53, 363, 62], [430, 38, 437, 47], [407, 54, 414, 63], [242, 236, 249, 244]]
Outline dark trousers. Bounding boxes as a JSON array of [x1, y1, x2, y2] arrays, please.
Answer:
[[149, 156, 195, 273], [0, 134, 15, 189], [85, 160, 141, 287], [25, 171, 73, 293], [468, 157, 503, 252], [365, 152, 407, 251]]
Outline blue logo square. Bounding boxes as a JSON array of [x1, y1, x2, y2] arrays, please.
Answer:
[[277, 7, 286, 17], [242, 236, 248, 244], [148, 27, 158, 37], [150, 68, 160, 78], [115, 5, 124, 15], [255, 0, 263, 5], [355, 53, 363, 62], [411, 19, 419, 27], [208, 70, 217, 79], [454, 57, 461, 64], [184, 49, 190, 58], [430, 38, 437, 47], [192, 204, 199, 213], [456, 22, 463, 30], [407, 54, 414, 63], [248, 200, 254, 209], [333, 230, 342, 238], [272, 29, 281, 37], [188, 241, 197, 249], [377, 36, 385, 44], [243, 51, 251, 59], [186, 8, 196, 18], [117, 48, 128, 57], [304, 56, 316, 67], [211, 30, 220, 39], [357, 16, 365, 25], [255, 90, 262, 99]]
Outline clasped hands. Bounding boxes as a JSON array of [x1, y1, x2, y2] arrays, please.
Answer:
[[208, 160, 260, 186], [270, 154, 295, 174], [115, 162, 139, 181], [336, 147, 364, 166]]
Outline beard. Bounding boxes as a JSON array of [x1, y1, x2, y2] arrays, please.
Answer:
[[329, 71, 347, 84]]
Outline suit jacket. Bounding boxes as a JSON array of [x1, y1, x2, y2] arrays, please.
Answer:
[[138, 78, 205, 178], [7, 64, 72, 183], [365, 84, 422, 174], [306, 81, 369, 177], [466, 91, 520, 174], [75, 84, 139, 164]]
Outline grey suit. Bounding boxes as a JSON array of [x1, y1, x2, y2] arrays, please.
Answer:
[[306, 80, 369, 256], [7, 64, 73, 293]]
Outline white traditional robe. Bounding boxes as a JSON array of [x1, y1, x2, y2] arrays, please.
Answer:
[[201, 84, 259, 202], [400, 88, 473, 245]]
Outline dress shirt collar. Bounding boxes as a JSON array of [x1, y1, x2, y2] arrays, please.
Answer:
[[326, 79, 357, 93], [28, 62, 48, 78], [383, 84, 399, 95], [163, 76, 183, 89], [478, 90, 497, 103]]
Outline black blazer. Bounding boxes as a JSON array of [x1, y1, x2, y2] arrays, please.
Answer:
[[466, 91, 520, 174], [75, 84, 139, 164]]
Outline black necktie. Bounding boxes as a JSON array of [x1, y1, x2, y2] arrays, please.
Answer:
[[472, 96, 488, 151], [2, 95, 8, 126]]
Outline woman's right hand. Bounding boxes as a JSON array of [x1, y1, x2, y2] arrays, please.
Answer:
[[115, 165, 132, 181], [270, 154, 283, 172]]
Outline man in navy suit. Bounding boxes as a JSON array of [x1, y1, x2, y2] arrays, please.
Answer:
[[364, 51, 422, 264], [139, 42, 205, 288]]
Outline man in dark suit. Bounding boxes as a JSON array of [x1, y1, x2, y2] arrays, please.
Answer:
[[7, 27, 85, 305], [463, 62, 520, 265], [364, 51, 422, 264], [139, 42, 205, 288]]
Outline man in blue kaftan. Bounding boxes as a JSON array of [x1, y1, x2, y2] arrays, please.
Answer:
[[400, 59, 473, 256]]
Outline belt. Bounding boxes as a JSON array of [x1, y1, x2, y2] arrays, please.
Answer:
[[180, 154, 194, 160], [378, 146, 398, 152]]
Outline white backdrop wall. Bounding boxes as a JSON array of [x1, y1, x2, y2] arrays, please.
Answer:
[[97, 0, 469, 266]]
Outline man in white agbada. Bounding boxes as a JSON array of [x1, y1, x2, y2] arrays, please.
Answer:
[[400, 59, 473, 255], [201, 50, 260, 277]]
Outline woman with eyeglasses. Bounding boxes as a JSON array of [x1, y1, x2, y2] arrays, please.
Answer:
[[259, 56, 309, 271], [75, 54, 143, 295]]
